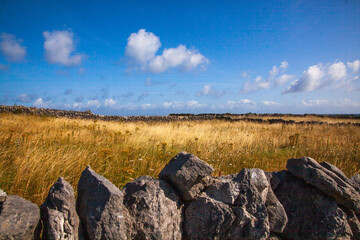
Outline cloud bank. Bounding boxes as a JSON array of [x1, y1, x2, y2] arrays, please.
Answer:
[[125, 29, 208, 73]]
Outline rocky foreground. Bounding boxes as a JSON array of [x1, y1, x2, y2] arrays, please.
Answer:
[[0, 152, 360, 239]]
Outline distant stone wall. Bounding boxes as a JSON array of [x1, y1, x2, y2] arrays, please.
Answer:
[[1, 151, 360, 239], [1, 104, 360, 126]]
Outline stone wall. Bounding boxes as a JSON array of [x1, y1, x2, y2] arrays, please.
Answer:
[[1, 105, 360, 126], [0, 151, 359, 239]]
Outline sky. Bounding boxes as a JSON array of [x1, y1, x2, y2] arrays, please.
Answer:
[[0, 0, 359, 115]]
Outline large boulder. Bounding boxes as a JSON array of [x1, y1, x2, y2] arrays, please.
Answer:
[[270, 170, 353, 239], [122, 175, 183, 240], [41, 177, 82, 240], [0, 195, 41, 240], [205, 169, 287, 237], [159, 151, 214, 201], [287, 157, 360, 213], [184, 194, 235, 240], [77, 166, 133, 240]]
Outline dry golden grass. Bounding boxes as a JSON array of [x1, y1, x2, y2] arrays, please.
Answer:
[[0, 113, 359, 206]]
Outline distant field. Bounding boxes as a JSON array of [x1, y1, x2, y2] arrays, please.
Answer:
[[0, 113, 359, 206]]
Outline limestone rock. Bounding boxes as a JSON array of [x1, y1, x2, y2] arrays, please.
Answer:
[[320, 162, 360, 193], [184, 194, 235, 240], [122, 175, 183, 240], [204, 176, 240, 205], [77, 166, 132, 240], [265, 187, 288, 234], [340, 206, 360, 240], [351, 174, 360, 190], [271, 170, 353, 239], [0, 195, 40, 240], [41, 177, 82, 240], [287, 157, 360, 212], [159, 151, 214, 201], [225, 168, 271, 239]]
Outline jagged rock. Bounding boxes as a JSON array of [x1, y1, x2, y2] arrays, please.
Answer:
[[205, 169, 287, 237], [265, 187, 288, 234], [351, 174, 360, 190], [0, 195, 40, 240], [204, 175, 240, 205], [271, 170, 353, 239], [224, 168, 271, 239], [184, 194, 235, 240], [340, 207, 360, 240], [41, 177, 82, 240], [321, 162, 360, 193], [122, 175, 183, 240], [77, 166, 132, 240], [159, 151, 214, 201], [287, 157, 360, 212]]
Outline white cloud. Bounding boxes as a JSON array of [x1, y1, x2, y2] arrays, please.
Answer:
[[301, 98, 360, 108], [221, 99, 256, 109], [161, 100, 205, 110], [0, 33, 26, 62], [239, 76, 271, 94], [284, 64, 325, 93], [275, 74, 295, 86], [17, 93, 37, 103], [33, 98, 51, 108], [125, 29, 208, 73], [104, 98, 116, 107], [125, 29, 161, 65], [327, 62, 346, 81], [86, 100, 101, 108], [196, 84, 224, 98], [280, 61, 288, 70], [347, 60, 360, 73], [262, 100, 282, 106], [43, 30, 85, 66], [240, 61, 288, 94], [269, 66, 279, 80], [284, 61, 356, 93]]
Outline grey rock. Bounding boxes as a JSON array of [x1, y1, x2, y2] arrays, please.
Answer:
[[236, 169, 287, 234], [351, 174, 360, 190], [265, 187, 288, 234], [41, 177, 82, 240], [340, 207, 360, 240], [122, 175, 183, 240], [321, 162, 360, 193], [271, 170, 353, 240], [0, 195, 40, 240], [287, 157, 360, 212], [184, 194, 235, 240], [225, 168, 271, 239], [77, 166, 132, 240], [204, 176, 240, 205], [159, 151, 214, 201]]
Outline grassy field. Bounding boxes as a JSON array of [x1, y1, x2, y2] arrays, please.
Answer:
[[0, 113, 359, 206]]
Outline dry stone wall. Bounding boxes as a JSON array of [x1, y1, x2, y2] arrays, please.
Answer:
[[1, 105, 360, 126], [0, 151, 359, 239]]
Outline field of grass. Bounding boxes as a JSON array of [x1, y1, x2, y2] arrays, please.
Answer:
[[0, 113, 359, 206]]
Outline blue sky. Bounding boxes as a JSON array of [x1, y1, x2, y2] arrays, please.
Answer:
[[0, 0, 359, 115]]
